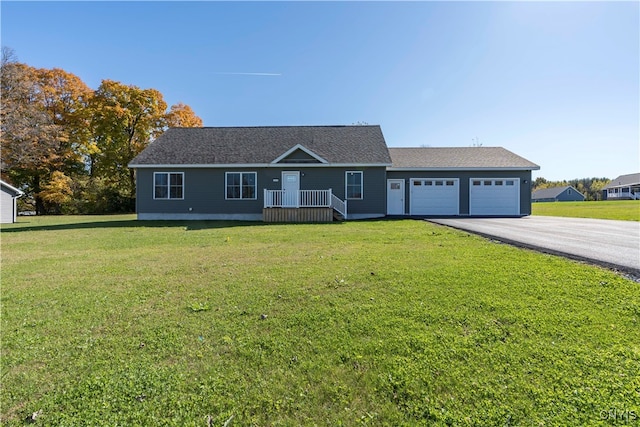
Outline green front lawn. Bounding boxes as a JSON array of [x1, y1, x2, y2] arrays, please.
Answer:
[[1, 216, 638, 425], [532, 200, 640, 221]]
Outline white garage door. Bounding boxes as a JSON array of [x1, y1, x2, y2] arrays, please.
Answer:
[[410, 178, 459, 215], [469, 178, 520, 216]]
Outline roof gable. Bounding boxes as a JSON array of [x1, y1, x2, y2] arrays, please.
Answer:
[[130, 126, 392, 167], [388, 147, 540, 170], [271, 144, 328, 164]]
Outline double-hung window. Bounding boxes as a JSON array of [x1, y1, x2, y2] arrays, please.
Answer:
[[154, 172, 184, 199], [346, 171, 363, 199], [226, 172, 257, 200]]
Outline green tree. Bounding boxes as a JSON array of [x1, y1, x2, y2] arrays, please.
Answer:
[[590, 179, 610, 201]]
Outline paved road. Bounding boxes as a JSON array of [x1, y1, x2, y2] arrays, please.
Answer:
[[429, 216, 640, 275]]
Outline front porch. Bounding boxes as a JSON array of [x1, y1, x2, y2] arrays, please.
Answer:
[[263, 189, 347, 223], [607, 187, 640, 200]]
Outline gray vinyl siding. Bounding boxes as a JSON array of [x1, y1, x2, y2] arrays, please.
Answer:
[[556, 189, 585, 202], [135, 166, 387, 217], [386, 170, 533, 216], [262, 167, 387, 216]]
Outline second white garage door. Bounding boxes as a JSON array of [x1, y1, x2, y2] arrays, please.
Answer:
[[410, 178, 459, 215], [469, 178, 520, 216]]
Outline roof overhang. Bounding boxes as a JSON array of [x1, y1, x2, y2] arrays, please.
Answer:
[[1, 181, 24, 197], [129, 163, 391, 169], [386, 166, 540, 171]]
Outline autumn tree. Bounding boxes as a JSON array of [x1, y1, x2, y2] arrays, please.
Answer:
[[2, 47, 203, 214], [1, 48, 66, 214], [166, 102, 203, 127], [36, 67, 94, 176], [90, 80, 168, 204], [39, 171, 73, 213]]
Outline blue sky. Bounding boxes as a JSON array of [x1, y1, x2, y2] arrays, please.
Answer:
[[2, 1, 638, 181]]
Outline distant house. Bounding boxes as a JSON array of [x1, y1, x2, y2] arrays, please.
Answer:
[[603, 173, 640, 200], [532, 185, 585, 202], [129, 125, 540, 222], [1, 180, 23, 224]]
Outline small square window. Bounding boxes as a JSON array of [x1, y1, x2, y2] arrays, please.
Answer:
[[495, 180, 503, 186], [472, 181, 481, 186], [446, 181, 455, 186], [435, 181, 443, 186], [506, 180, 515, 186], [484, 180, 492, 186], [154, 172, 184, 200]]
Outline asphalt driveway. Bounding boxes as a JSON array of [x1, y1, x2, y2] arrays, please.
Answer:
[[428, 216, 640, 275]]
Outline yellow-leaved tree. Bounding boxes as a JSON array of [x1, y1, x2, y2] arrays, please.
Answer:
[[89, 80, 168, 205], [39, 171, 73, 213], [2, 47, 204, 214], [166, 102, 203, 127]]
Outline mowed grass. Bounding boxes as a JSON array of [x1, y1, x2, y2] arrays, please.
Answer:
[[1, 216, 639, 426], [532, 200, 640, 221]]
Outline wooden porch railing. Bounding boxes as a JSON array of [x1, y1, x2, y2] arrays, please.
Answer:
[[264, 189, 347, 218], [330, 194, 347, 219]]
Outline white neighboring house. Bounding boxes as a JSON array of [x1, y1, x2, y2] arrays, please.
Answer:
[[603, 173, 640, 200], [1, 180, 24, 224]]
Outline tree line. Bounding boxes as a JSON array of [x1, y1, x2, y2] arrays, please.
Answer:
[[1, 47, 203, 215], [532, 177, 611, 201]]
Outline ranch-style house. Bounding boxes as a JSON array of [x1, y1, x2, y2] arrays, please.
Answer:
[[129, 125, 540, 222]]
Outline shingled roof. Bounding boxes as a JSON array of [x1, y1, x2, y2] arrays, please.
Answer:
[[129, 126, 392, 166], [388, 147, 539, 170], [603, 173, 640, 189]]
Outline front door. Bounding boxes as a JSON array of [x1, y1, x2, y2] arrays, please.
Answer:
[[387, 179, 405, 215], [282, 171, 300, 207]]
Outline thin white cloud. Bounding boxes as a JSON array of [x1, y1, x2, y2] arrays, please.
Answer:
[[214, 72, 282, 76]]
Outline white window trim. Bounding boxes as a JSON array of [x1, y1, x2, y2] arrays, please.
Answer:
[[225, 171, 258, 200], [153, 172, 184, 200], [345, 171, 363, 200]]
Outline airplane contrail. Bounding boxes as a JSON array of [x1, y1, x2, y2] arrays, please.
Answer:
[[214, 72, 282, 76]]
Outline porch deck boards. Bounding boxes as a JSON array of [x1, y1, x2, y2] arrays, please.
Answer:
[[263, 208, 333, 223]]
